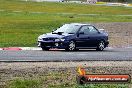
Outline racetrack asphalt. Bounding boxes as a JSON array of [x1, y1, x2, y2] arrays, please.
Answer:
[[0, 47, 132, 62]]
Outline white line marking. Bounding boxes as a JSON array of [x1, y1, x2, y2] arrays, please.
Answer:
[[0, 48, 3, 50], [19, 47, 42, 50]]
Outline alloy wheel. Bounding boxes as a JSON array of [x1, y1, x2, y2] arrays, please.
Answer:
[[97, 41, 105, 51]]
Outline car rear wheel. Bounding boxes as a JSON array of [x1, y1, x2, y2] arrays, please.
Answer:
[[96, 41, 105, 51], [65, 41, 76, 51]]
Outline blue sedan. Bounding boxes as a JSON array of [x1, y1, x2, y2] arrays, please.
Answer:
[[38, 23, 109, 51]]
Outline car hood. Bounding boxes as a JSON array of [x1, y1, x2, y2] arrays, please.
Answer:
[[39, 33, 73, 39]]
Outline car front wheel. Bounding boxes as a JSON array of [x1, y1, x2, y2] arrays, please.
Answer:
[[96, 41, 105, 51], [41, 47, 49, 51], [65, 41, 76, 51]]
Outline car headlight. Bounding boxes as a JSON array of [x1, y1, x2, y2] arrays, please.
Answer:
[[38, 36, 43, 41], [38, 38, 43, 41]]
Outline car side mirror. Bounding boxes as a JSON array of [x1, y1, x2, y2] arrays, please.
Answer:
[[79, 32, 84, 34]]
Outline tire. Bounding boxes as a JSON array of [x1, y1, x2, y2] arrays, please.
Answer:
[[96, 41, 105, 51], [65, 41, 76, 51], [41, 47, 49, 51]]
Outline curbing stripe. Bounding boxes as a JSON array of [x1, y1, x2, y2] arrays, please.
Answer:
[[3, 47, 22, 50], [0, 48, 3, 50], [0, 46, 131, 51], [19, 47, 42, 50], [0, 47, 113, 51]]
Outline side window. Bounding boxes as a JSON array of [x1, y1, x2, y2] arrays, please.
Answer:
[[88, 26, 98, 34], [79, 26, 90, 34]]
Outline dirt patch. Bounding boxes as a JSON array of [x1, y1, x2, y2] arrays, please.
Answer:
[[0, 61, 132, 87]]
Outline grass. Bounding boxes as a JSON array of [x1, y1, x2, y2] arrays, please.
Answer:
[[8, 79, 129, 88], [96, 2, 107, 4], [0, 0, 132, 15], [0, 0, 132, 47], [8, 79, 41, 88], [1, 65, 131, 88], [6, 72, 129, 88]]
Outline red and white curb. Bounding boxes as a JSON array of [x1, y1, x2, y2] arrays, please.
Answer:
[[0, 48, 3, 50], [0, 47, 41, 51], [0, 47, 114, 51], [19, 47, 42, 50], [0, 47, 60, 51]]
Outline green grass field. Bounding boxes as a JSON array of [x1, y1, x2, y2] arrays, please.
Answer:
[[1, 62, 131, 88], [0, 0, 132, 47], [7, 78, 128, 88], [6, 71, 129, 88]]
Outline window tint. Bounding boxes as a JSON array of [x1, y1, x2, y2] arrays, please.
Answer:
[[88, 26, 98, 34], [80, 26, 90, 34], [54, 24, 81, 34], [80, 26, 98, 34]]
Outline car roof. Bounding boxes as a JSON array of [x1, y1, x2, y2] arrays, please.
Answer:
[[69, 23, 92, 26]]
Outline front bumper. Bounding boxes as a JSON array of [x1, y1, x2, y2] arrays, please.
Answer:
[[38, 41, 69, 49]]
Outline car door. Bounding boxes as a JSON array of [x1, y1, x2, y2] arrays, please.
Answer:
[[86, 26, 101, 47], [76, 26, 91, 47], [76, 25, 101, 47]]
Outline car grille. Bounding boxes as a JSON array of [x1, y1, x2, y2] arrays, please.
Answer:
[[43, 38, 55, 41], [46, 43, 53, 46], [41, 42, 54, 46]]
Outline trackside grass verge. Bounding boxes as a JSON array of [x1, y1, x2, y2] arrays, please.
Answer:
[[7, 77, 128, 88], [1, 62, 132, 88], [0, 0, 132, 47], [5, 69, 129, 88], [8, 79, 41, 88], [0, 0, 132, 15]]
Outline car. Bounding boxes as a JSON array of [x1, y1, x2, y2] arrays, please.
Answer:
[[37, 23, 109, 51]]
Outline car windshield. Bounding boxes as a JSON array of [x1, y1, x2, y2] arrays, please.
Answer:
[[53, 24, 81, 34]]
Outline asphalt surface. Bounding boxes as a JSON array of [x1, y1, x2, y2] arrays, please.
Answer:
[[0, 47, 132, 61]]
